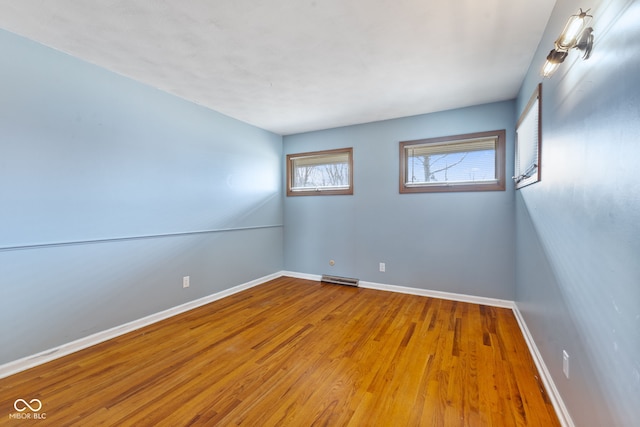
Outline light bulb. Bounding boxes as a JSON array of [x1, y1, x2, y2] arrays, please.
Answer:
[[555, 9, 592, 50]]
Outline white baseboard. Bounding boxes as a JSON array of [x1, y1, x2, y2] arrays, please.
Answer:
[[280, 270, 321, 282], [282, 271, 514, 308], [512, 304, 575, 427], [0, 271, 282, 380], [359, 280, 515, 309]]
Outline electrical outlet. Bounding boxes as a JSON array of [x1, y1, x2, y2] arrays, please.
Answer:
[[183, 276, 190, 288], [563, 350, 570, 378], [379, 262, 386, 272]]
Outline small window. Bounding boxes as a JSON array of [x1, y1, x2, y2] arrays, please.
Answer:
[[399, 130, 506, 193], [286, 147, 353, 196], [514, 84, 542, 189]]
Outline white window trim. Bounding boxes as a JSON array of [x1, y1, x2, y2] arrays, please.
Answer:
[[515, 84, 542, 189]]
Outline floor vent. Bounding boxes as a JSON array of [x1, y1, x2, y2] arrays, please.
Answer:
[[321, 275, 360, 287]]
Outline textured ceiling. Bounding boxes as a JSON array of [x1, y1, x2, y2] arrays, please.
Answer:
[[0, 0, 556, 135]]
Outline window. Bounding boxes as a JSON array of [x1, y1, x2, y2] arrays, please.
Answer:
[[515, 84, 542, 189], [286, 147, 353, 196], [399, 130, 506, 193]]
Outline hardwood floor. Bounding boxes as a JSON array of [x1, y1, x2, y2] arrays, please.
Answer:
[[0, 277, 560, 426]]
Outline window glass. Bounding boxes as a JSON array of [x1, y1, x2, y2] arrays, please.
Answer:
[[400, 130, 505, 193], [286, 148, 353, 196], [515, 84, 542, 189]]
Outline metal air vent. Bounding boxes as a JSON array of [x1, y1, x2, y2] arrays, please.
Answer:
[[321, 275, 359, 287]]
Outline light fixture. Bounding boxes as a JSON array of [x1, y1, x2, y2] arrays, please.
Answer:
[[541, 8, 594, 78]]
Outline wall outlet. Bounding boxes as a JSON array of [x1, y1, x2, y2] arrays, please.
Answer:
[[379, 262, 386, 272], [562, 350, 570, 378], [183, 276, 190, 288]]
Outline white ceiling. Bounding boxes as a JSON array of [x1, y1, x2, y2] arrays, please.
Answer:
[[0, 0, 555, 135]]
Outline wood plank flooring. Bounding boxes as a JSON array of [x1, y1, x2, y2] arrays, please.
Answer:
[[0, 277, 560, 426]]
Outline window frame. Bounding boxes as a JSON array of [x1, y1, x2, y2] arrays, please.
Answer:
[[514, 84, 542, 189], [286, 147, 354, 196], [399, 130, 506, 194]]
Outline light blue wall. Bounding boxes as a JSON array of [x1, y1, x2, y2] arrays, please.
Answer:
[[515, 0, 640, 425], [0, 30, 283, 364], [283, 101, 516, 299], [6, 4, 637, 423]]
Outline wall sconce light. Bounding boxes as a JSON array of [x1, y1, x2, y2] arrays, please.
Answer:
[[541, 8, 594, 78]]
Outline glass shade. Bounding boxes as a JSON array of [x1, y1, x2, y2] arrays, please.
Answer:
[[555, 9, 592, 50], [541, 49, 568, 78]]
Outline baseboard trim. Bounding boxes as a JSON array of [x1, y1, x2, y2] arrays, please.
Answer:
[[359, 280, 515, 309], [512, 304, 575, 427], [282, 271, 514, 308], [280, 270, 323, 282], [0, 271, 282, 379]]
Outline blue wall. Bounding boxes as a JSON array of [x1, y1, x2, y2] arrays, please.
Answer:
[[0, 30, 283, 364], [283, 101, 516, 299], [515, 0, 640, 425]]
